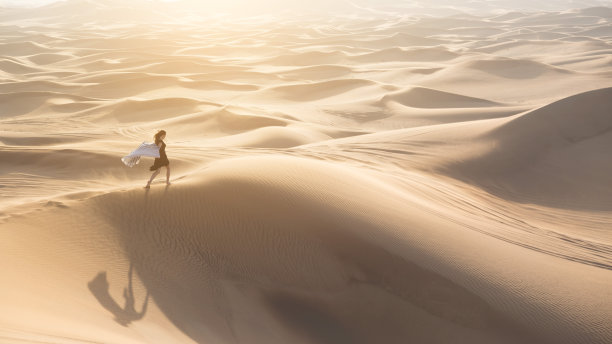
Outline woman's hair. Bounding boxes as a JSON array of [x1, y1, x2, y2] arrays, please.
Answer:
[[154, 130, 166, 144]]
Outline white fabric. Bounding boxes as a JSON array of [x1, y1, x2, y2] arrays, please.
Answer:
[[121, 142, 160, 167]]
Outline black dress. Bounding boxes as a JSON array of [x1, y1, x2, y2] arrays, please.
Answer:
[[149, 140, 170, 171]]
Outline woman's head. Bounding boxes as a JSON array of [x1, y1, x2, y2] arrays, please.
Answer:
[[154, 130, 166, 143]]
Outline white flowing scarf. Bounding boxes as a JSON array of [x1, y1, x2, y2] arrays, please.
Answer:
[[121, 142, 160, 167]]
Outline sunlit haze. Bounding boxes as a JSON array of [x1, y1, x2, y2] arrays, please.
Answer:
[[3, 0, 612, 16]]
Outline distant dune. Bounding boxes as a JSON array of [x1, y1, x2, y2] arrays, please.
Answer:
[[380, 87, 501, 108], [446, 87, 612, 211]]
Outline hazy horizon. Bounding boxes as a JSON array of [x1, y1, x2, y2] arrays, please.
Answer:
[[2, 0, 612, 15]]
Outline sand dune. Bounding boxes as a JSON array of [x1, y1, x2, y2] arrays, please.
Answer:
[[579, 6, 612, 16], [447, 87, 612, 210], [1, 1, 611, 343], [579, 24, 612, 37], [203, 126, 331, 148], [257, 79, 382, 102], [0, 148, 120, 176], [135, 107, 292, 141], [0, 91, 101, 117], [0, 80, 79, 93], [0, 41, 51, 56], [352, 47, 460, 63], [96, 97, 207, 123], [275, 65, 354, 81], [454, 58, 573, 79], [0, 58, 45, 74], [352, 33, 447, 49], [263, 51, 349, 66], [27, 52, 75, 65], [380, 87, 501, 108], [3, 156, 611, 343]]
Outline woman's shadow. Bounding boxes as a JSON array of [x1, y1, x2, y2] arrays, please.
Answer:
[[88, 263, 149, 326]]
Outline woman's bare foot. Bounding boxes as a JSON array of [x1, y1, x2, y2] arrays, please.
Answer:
[[166, 181, 171, 185], [144, 183, 151, 189]]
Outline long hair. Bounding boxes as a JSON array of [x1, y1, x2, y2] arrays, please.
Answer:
[[153, 130, 166, 145]]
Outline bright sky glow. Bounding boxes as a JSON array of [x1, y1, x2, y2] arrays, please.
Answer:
[[1, 0, 612, 15]]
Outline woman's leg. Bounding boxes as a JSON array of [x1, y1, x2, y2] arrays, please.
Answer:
[[165, 165, 171, 185], [145, 168, 160, 188]]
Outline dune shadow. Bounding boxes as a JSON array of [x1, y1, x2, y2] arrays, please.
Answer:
[[88, 263, 149, 327], [264, 291, 358, 344]]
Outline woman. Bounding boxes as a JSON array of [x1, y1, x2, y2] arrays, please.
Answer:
[[145, 130, 171, 188]]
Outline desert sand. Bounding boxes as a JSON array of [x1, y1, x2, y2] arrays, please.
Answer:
[[1, 1, 611, 343]]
